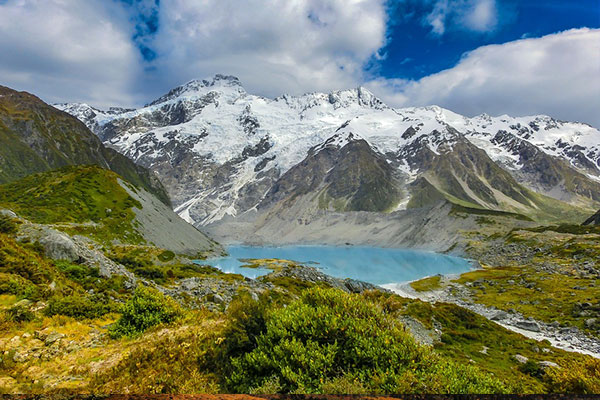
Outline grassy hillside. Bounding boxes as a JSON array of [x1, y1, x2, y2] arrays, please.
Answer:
[[0, 165, 144, 244], [0, 234, 597, 394], [0, 85, 170, 205]]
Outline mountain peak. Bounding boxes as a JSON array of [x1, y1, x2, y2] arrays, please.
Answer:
[[147, 74, 245, 107]]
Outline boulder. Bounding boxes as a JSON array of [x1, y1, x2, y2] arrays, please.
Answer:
[[344, 278, 379, 293], [515, 320, 541, 332], [490, 310, 509, 321], [37, 230, 79, 262], [538, 360, 560, 369], [44, 332, 65, 346], [0, 209, 17, 219], [513, 354, 529, 364], [585, 318, 597, 328]]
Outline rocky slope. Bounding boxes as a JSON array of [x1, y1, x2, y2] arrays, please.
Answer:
[[0, 85, 169, 205], [56, 75, 600, 241]]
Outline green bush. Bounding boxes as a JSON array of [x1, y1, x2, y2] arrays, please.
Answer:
[[0, 272, 39, 299], [110, 286, 182, 338], [0, 215, 18, 235], [45, 294, 117, 319], [54, 260, 100, 283], [519, 360, 545, 378], [545, 358, 600, 394], [5, 305, 35, 323], [207, 291, 270, 375], [157, 250, 175, 262], [224, 287, 506, 394]]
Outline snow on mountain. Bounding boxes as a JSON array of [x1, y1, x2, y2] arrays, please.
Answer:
[[55, 75, 600, 226]]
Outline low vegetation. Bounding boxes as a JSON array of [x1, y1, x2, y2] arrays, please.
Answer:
[[461, 225, 600, 336], [221, 288, 507, 394], [109, 286, 183, 338], [0, 165, 144, 244], [1, 167, 599, 394], [410, 275, 442, 292]]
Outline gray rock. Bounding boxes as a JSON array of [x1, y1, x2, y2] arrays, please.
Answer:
[[212, 294, 225, 304], [14, 299, 32, 308], [343, 278, 380, 293], [585, 318, 597, 328], [538, 360, 560, 369], [490, 310, 509, 321], [513, 354, 529, 364], [34, 330, 49, 341], [44, 332, 65, 346], [37, 230, 79, 262], [515, 320, 541, 332], [0, 209, 17, 218]]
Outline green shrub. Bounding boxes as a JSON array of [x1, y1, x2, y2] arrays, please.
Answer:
[[224, 287, 506, 394], [157, 250, 175, 262], [0, 215, 18, 235], [545, 358, 600, 394], [110, 286, 182, 338], [45, 294, 117, 319], [5, 305, 35, 323], [208, 291, 270, 374], [0, 272, 39, 299], [54, 260, 100, 283], [519, 360, 545, 378]]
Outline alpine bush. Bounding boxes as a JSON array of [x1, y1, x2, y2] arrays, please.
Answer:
[[225, 287, 507, 394], [45, 294, 117, 319], [110, 285, 182, 338]]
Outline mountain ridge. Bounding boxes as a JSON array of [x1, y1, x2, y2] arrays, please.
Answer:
[[0, 85, 170, 205], [54, 75, 600, 233]]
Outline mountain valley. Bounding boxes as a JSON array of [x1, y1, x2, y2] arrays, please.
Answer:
[[0, 80, 598, 394]]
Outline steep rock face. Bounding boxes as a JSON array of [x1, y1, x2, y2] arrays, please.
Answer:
[[0, 85, 170, 205], [262, 133, 403, 213], [56, 75, 600, 228], [489, 130, 600, 203]]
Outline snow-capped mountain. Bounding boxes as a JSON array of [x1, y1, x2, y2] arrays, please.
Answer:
[[55, 74, 600, 229]]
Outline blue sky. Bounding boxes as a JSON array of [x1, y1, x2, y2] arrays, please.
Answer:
[[0, 0, 599, 126], [378, 0, 600, 80]]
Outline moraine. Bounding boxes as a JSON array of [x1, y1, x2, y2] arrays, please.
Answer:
[[196, 245, 473, 284]]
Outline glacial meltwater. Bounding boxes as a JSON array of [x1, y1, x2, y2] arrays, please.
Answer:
[[195, 245, 473, 285]]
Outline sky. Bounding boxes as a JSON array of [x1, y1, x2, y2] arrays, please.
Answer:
[[0, 0, 599, 126]]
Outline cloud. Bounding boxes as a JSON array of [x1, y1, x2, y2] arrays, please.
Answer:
[[366, 28, 600, 127], [424, 0, 498, 36], [147, 0, 388, 98], [0, 0, 143, 107], [0, 0, 388, 105]]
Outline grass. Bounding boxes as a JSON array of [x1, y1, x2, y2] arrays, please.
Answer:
[[454, 265, 599, 335], [238, 258, 303, 271], [0, 165, 144, 245], [365, 291, 598, 393], [410, 275, 443, 292], [460, 225, 600, 336]]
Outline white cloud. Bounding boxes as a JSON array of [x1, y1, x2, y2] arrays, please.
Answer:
[[1, 1, 597, 130], [149, 0, 388, 98], [0, 0, 142, 107], [366, 28, 600, 127], [424, 0, 498, 36]]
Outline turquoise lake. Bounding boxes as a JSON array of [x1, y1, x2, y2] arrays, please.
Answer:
[[196, 245, 473, 285]]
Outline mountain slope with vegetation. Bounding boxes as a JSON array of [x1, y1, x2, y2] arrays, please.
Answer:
[[0, 165, 221, 257], [0, 85, 169, 205]]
